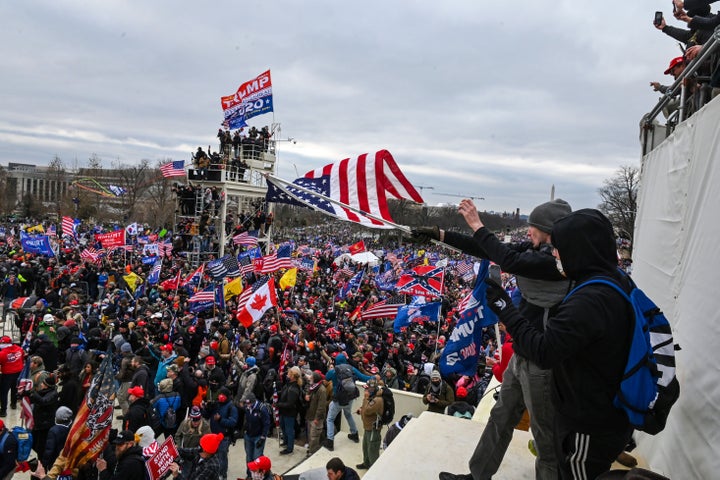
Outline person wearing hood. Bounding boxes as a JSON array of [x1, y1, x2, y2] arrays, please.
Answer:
[[422, 370, 454, 414], [236, 356, 261, 403], [483, 209, 635, 479], [41, 406, 73, 470], [29, 335, 59, 374], [64, 336, 87, 376], [96, 430, 145, 480], [152, 378, 181, 437], [323, 353, 371, 451], [169, 432, 223, 480], [37, 314, 59, 347], [420, 198, 572, 480], [57, 364, 82, 414]]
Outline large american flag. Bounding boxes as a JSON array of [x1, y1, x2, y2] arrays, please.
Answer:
[[233, 231, 259, 247], [265, 149, 424, 228], [160, 160, 186, 178], [61, 353, 117, 471], [361, 294, 406, 320]]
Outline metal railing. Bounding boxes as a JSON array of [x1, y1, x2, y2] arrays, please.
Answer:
[[641, 26, 720, 155]]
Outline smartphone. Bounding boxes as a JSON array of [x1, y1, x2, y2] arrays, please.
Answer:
[[487, 264, 502, 287], [654, 11, 664, 26]]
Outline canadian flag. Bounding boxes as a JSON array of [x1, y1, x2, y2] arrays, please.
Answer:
[[348, 240, 366, 255], [236, 277, 279, 328]]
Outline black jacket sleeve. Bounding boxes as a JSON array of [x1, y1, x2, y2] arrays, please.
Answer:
[[689, 12, 720, 31], [445, 228, 563, 280], [661, 25, 693, 44]]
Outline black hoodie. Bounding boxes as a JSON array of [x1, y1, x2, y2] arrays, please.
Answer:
[[499, 209, 633, 434]]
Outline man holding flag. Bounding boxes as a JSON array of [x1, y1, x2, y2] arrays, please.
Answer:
[[413, 198, 572, 480]]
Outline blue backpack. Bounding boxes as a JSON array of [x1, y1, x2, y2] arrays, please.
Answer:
[[0, 426, 33, 461], [564, 273, 680, 435]]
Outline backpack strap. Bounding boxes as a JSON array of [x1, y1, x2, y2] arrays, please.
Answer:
[[0, 430, 8, 453], [563, 277, 632, 304]]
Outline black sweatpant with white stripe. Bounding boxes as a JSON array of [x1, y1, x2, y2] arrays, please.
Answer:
[[555, 419, 633, 480]]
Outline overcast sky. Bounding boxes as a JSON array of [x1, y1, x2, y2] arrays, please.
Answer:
[[0, 1, 684, 215]]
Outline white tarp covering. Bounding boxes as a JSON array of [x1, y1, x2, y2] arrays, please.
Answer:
[[633, 98, 720, 478]]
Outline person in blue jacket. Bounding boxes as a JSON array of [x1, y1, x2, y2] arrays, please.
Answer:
[[323, 353, 372, 451]]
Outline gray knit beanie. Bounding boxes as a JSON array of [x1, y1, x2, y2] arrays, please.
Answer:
[[528, 199, 572, 233]]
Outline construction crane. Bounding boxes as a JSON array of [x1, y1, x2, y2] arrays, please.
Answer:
[[414, 185, 435, 193], [435, 192, 485, 201]]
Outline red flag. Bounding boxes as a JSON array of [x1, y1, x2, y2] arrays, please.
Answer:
[[348, 240, 366, 254], [395, 266, 445, 298], [160, 270, 182, 291]]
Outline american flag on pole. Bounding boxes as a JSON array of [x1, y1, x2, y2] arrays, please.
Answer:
[[265, 149, 424, 228], [255, 244, 293, 273], [189, 285, 215, 303], [80, 247, 104, 265], [160, 160, 186, 178], [62, 216, 78, 239], [147, 260, 162, 285], [207, 255, 241, 280], [60, 353, 116, 472], [233, 231, 259, 247], [17, 359, 34, 429], [361, 294, 405, 320]]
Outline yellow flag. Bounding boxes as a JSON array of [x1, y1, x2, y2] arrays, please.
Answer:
[[279, 268, 297, 290], [224, 277, 243, 301], [27, 224, 45, 233], [123, 272, 142, 293]]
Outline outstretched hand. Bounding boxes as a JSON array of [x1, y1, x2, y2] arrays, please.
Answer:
[[409, 226, 440, 244], [458, 199, 484, 232]]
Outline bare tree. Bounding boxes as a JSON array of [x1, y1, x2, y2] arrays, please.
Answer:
[[598, 165, 639, 247], [143, 159, 177, 227], [113, 159, 153, 221], [45, 155, 71, 216]]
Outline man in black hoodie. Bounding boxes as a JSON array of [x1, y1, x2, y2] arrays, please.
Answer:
[[485, 209, 634, 479], [97, 430, 145, 480]]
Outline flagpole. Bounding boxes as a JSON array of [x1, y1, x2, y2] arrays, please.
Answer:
[[265, 174, 460, 253]]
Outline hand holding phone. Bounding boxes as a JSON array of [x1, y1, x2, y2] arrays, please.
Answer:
[[487, 264, 502, 287], [654, 11, 664, 26]]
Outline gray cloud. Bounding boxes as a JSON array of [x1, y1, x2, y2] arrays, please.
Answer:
[[0, 0, 675, 213]]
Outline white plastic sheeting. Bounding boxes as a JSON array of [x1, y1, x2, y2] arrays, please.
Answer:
[[633, 99, 720, 478]]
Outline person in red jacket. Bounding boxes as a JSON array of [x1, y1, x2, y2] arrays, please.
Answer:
[[0, 336, 25, 416]]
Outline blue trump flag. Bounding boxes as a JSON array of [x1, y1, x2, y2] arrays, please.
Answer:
[[20, 231, 55, 257], [394, 301, 442, 332], [439, 259, 498, 377]]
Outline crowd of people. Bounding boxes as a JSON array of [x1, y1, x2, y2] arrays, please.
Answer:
[[0, 207, 510, 480], [650, 0, 720, 120], [0, 186, 654, 480]]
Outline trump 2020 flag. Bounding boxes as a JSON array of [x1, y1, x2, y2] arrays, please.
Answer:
[[439, 260, 498, 377], [265, 150, 424, 228], [221, 70, 274, 129], [394, 301, 442, 332]]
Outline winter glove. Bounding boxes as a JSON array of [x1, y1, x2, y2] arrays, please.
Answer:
[[410, 226, 440, 244], [485, 282, 513, 317]]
